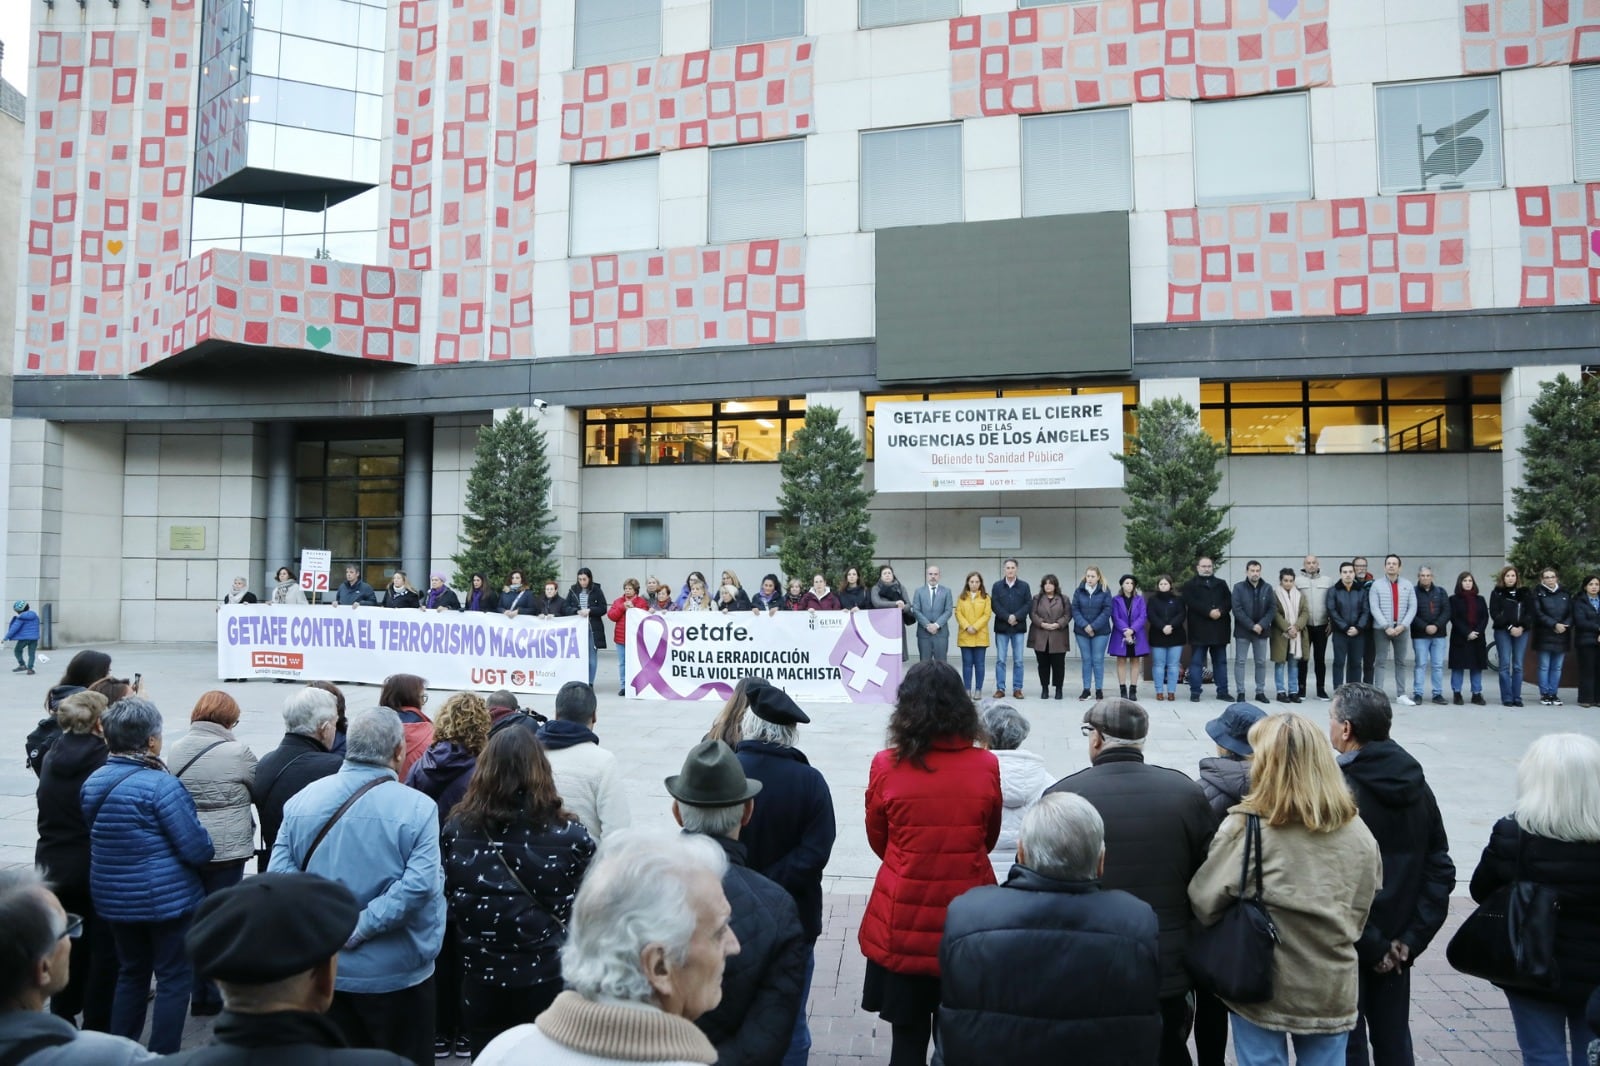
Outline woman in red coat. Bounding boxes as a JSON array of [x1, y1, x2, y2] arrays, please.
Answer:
[[604, 577, 649, 696], [859, 659, 1002, 1066]]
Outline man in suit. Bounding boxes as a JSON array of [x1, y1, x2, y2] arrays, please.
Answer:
[[912, 566, 954, 663]]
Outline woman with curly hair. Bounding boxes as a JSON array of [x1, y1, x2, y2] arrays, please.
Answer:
[[859, 660, 1002, 1066], [406, 692, 491, 822]]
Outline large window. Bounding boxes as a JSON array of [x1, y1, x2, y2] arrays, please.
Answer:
[[709, 141, 805, 243], [864, 385, 1138, 459], [1376, 76, 1503, 195], [859, 0, 957, 29], [581, 398, 807, 466], [712, 0, 803, 47], [574, 0, 661, 66], [569, 157, 659, 257], [860, 125, 963, 232], [1193, 94, 1312, 206], [1200, 375, 1503, 455], [1575, 66, 1600, 182], [1021, 109, 1133, 216], [295, 434, 404, 589]]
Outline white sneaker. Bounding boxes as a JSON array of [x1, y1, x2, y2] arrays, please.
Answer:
[[1396, 695, 1416, 706]]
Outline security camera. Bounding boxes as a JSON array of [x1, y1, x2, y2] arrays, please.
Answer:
[[531, 398, 549, 412]]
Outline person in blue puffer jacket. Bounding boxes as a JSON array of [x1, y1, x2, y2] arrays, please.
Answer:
[[79, 697, 214, 1055], [4, 600, 41, 674], [1072, 567, 1114, 700]]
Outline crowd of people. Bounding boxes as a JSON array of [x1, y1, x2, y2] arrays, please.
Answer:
[[8, 636, 1600, 1066]]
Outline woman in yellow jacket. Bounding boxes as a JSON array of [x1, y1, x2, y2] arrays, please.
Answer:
[[956, 572, 993, 700]]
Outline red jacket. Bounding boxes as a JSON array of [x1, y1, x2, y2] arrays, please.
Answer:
[[859, 738, 1002, 977], [606, 594, 649, 645], [395, 706, 434, 780]]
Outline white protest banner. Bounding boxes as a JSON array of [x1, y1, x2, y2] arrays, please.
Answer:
[[872, 395, 1123, 493], [624, 608, 904, 703], [299, 549, 332, 596], [217, 604, 587, 693]]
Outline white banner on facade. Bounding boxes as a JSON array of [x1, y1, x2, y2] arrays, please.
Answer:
[[217, 605, 588, 693], [623, 608, 904, 703], [872, 395, 1124, 493]]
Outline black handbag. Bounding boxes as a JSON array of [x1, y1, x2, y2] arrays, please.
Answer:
[[1187, 813, 1279, 1003], [1446, 826, 1560, 991]]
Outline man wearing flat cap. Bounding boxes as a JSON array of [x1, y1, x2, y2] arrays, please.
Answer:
[[1045, 698, 1214, 1066], [668, 740, 808, 1066], [732, 677, 835, 1066], [161, 872, 409, 1065]]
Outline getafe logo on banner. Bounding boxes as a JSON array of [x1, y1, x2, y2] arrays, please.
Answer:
[[624, 608, 904, 703], [217, 605, 588, 693]]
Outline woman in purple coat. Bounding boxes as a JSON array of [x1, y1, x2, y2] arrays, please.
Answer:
[[1111, 574, 1151, 701]]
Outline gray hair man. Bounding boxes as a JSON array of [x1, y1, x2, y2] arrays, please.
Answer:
[[536, 682, 631, 842], [251, 686, 344, 871], [1045, 699, 1215, 1065], [1328, 682, 1454, 1064], [475, 829, 738, 1066], [0, 867, 152, 1064], [668, 741, 807, 1066], [939, 793, 1161, 1064], [268, 708, 445, 1065]]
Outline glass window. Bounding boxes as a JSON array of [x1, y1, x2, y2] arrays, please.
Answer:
[[276, 37, 360, 92], [860, 125, 963, 232], [760, 512, 787, 558], [712, 0, 803, 47], [1310, 407, 1382, 454], [252, 76, 359, 136], [575, 0, 662, 67], [709, 141, 805, 242], [192, 199, 244, 241], [1193, 94, 1312, 206], [1376, 76, 1503, 195], [1229, 380, 1304, 403], [297, 435, 405, 578], [1575, 66, 1600, 181], [1021, 109, 1132, 216], [626, 514, 668, 557], [1230, 408, 1306, 454], [1307, 378, 1382, 402], [1471, 403, 1503, 450], [1201, 376, 1500, 454], [859, 0, 957, 29], [1386, 404, 1457, 452], [581, 399, 806, 465], [570, 157, 659, 256]]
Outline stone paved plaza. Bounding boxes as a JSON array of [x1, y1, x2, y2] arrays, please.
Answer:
[[5, 641, 1597, 1062]]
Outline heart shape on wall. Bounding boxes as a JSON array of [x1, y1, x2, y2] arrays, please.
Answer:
[[306, 325, 332, 349], [106, 240, 124, 255]]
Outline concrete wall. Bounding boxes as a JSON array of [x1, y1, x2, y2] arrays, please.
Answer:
[[8, 420, 63, 626]]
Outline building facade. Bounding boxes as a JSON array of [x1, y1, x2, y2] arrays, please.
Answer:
[[6, 0, 1599, 643]]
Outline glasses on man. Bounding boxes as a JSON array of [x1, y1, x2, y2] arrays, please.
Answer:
[[59, 914, 84, 941]]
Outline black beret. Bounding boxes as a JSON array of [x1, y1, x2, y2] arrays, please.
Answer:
[[185, 873, 360, 984], [744, 676, 809, 725]]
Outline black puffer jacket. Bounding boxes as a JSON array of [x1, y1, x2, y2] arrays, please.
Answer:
[[566, 583, 609, 648], [1328, 580, 1372, 634], [1534, 584, 1574, 652], [1147, 592, 1186, 648], [1471, 816, 1600, 1007], [35, 731, 109, 891], [1044, 750, 1215, 997], [694, 834, 807, 1066], [1490, 585, 1533, 633], [1411, 584, 1451, 639], [441, 814, 594, 989], [939, 868, 1161, 1065], [1232, 579, 1275, 638], [1196, 755, 1249, 825], [1340, 740, 1455, 968], [1181, 576, 1231, 646]]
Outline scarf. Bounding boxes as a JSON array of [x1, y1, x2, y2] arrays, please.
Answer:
[[109, 751, 168, 772], [1273, 584, 1303, 658], [226, 589, 248, 604], [426, 586, 445, 609], [875, 580, 904, 602]]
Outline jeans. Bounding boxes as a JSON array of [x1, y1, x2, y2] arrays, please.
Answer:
[[191, 861, 246, 1012], [994, 632, 1025, 692], [1495, 629, 1530, 703], [617, 644, 627, 692], [1373, 629, 1412, 697], [13, 639, 36, 670], [587, 641, 598, 686], [1079, 632, 1109, 690], [1503, 989, 1596, 1066], [784, 949, 816, 1066], [960, 646, 987, 691], [1231, 1014, 1348, 1066], [1450, 668, 1483, 695], [1331, 630, 1364, 690], [1346, 966, 1412, 1066], [1538, 650, 1566, 698], [1412, 635, 1448, 697], [1234, 635, 1269, 695], [1273, 660, 1299, 696], [110, 915, 193, 1054], [1152, 645, 1182, 695], [1189, 644, 1230, 696]]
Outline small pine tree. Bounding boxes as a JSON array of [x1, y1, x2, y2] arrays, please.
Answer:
[[1508, 373, 1600, 580], [777, 405, 877, 585], [453, 408, 560, 591], [1116, 397, 1235, 589]]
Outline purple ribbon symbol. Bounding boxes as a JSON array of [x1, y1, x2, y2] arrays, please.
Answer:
[[630, 614, 733, 700]]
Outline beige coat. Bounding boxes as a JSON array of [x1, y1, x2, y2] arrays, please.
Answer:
[[1270, 588, 1311, 663], [168, 722, 259, 864], [1188, 811, 1381, 1034]]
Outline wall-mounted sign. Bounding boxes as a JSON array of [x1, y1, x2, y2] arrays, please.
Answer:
[[169, 525, 206, 550], [980, 516, 1021, 550]]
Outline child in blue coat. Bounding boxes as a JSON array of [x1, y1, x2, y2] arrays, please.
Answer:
[[5, 600, 40, 674]]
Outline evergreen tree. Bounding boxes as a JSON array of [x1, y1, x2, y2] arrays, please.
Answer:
[[453, 408, 560, 590], [1508, 373, 1600, 580], [777, 405, 877, 584], [1116, 397, 1235, 588]]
